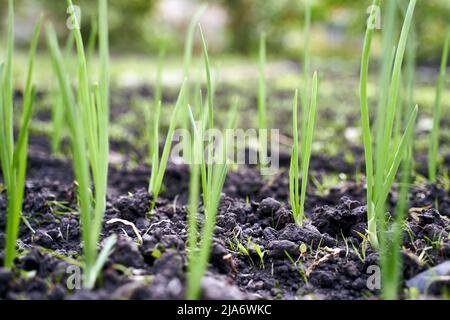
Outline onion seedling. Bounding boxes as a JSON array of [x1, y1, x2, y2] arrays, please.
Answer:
[[391, 2, 417, 172], [186, 97, 240, 299], [248, 239, 265, 269], [186, 29, 240, 297], [0, 0, 42, 269], [179, 5, 208, 162], [147, 45, 165, 170], [290, 72, 318, 226], [380, 133, 413, 299], [300, 0, 312, 170], [378, 4, 417, 291], [186, 106, 202, 298], [148, 79, 187, 208], [52, 32, 74, 155], [46, 0, 116, 289], [184, 4, 208, 80], [403, 1, 417, 120], [290, 0, 313, 225], [87, 17, 98, 73], [198, 24, 214, 207], [374, 0, 396, 170], [428, 28, 450, 183], [258, 32, 268, 168], [398, 1, 418, 181], [359, 0, 380, 248], [359, 0, 417, 249]]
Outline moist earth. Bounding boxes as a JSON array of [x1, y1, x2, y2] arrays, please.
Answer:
[[1, 137, 449, 300]]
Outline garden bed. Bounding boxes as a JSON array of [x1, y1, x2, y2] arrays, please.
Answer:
[[1, 133, 449, 300]]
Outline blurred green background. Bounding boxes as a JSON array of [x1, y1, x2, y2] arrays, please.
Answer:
[[0, 0, 448, 164], [1, 0, 449, 63]]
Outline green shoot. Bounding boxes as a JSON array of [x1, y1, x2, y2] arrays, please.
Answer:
[[349, 234, 368, 263], [374, 0, 416, 203], [87, 17, 98, 72], [290, 0, 313, 226], [186, 106, 202, 295], [392, 74, 404, 155], [290, 90, 300, 224], [183, 4, 208, 79], [199, 24, 214, 207], [180, 5, 208, 162], [298, 72, 318, 225], [186, 31, 240, 298], [402, 6, 417, 180], [235, 236, 253, 265], [248, 239, 265, 269], [380, 26, 417, 293], [147, 45, 165, 169], [375, 107, 417, 212], [290, 72, 319, 226], [258, 32, 268, 168], [380, 133, 413, 300], [0, 0, 42, 268], [186, 97, 239, 299], [154, 46, 165, 114], [359, 0, 417, 249], [300, 0, 311, 170], [404, 9, 417, 116], [428, 28, 450, 183], [359, 0, 379, 247], [46, 0, 115, 288], [149, 79, 188, 208], [284, 250, 308, 285], [52, 32, 74, 154], [95, 0, 111, 256], [148, 99, 162, 191], [374, 0, 397, 171]]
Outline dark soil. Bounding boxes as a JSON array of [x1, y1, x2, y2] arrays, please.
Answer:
[[1, 85, 450, 300], [1, 131, 449, 300]]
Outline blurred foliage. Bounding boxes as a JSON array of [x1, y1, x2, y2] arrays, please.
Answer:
[[218, 0, 450, 62], [33, 0, 157, 51], [2, 0, 449, 62], [217, 0, 304, 54]]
